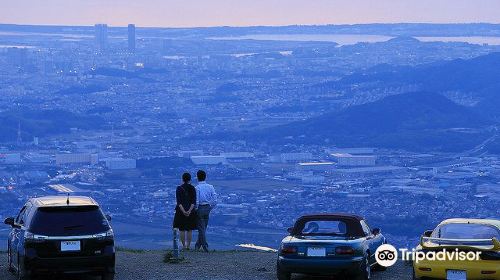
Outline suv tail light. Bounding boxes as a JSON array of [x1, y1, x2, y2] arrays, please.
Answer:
[[335, 246, 355, 255], [95, 229, 114, 240], [280, 245, 298, 255], [24, 232, 49, 243]]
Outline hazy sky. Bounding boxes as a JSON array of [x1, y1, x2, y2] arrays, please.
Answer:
[[1, 0, 500, 27]]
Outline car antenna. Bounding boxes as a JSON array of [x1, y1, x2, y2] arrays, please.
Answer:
[[66, 193, 70, 205]]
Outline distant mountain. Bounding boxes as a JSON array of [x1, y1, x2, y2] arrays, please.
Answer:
[[250, 92, 492, 152], [337, 52, 500, 120], [0, 109, 105, 142], [2, 23, 500, 37], [385, 36, 421, 44]]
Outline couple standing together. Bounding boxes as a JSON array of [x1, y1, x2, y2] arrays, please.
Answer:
[[173, 170, 218, 252]]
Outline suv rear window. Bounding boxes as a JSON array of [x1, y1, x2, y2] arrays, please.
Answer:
[[29, 206, 110, 236]]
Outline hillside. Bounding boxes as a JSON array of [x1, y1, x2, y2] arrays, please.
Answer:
[[338, 52, 500, 120], [252, 92, 492, 152], [0, 250, 412, 280], [0, 109, 105, 142]]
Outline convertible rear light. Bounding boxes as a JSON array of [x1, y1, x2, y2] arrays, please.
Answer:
[[418, 267, 432, 272], [335, 246, 355, 255], [280, 245, 298, 255]]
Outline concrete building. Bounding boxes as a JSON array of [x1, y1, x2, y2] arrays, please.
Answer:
[[329, 148, 375, 155], [332, 153, 376, 167], [25, 153, 51, 163], [0, 153, 21, 164], [301, 175, 325, 184], [191, 155, 227, 165], [220, 152, 254, 159], [56, 153, 98, 165], [297, 162, 335, 171], [280, 152, 313, 163], [106, 158, 137, 170]]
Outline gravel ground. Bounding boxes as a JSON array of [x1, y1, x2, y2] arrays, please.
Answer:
[[0, 250, 412, 280]]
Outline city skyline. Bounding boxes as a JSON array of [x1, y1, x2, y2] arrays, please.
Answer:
[[1, 0, 500, 28]]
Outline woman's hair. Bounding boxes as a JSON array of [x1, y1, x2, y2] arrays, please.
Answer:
[[182, 172, 191, 183]]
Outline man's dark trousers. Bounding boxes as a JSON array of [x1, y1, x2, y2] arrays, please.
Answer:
[[196, 205, 211, 251]]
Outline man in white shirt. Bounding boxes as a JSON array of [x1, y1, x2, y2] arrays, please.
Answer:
[[194, 170, 218, 252]]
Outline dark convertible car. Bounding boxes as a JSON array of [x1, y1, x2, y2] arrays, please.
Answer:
[[277, 214, 387, 280]]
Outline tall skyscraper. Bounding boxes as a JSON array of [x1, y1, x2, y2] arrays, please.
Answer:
[[94, 24, 108, 52], [128, 24, 136, 53]]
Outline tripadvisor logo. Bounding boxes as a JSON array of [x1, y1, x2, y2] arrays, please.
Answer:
[[375, 244, 398, 267], [375, 244, 483, 267], [400, 248, 482, 264]]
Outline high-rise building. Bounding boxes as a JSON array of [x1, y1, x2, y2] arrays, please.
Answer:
[[94, 24, 108, 52], [128, 24, 136, 53]]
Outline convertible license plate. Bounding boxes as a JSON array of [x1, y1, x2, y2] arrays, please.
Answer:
[[61, 241, 81, 252], [307, 247, 326, 257], [446, 270, 466, 280]]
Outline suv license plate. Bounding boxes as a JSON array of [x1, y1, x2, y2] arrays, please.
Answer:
[[61, 241, 81, 252], [447, 270, 466, 280]]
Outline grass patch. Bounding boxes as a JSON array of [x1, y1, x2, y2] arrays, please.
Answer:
[[163, 251, 186, 264], [116, 247, 147, 254]]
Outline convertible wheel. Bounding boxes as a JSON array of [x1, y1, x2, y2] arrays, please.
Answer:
[[356, 255, 371, 280], [276, 264, 291, 280]]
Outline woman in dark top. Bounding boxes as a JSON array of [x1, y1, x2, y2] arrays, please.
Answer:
[[173, 172, 197, 250]]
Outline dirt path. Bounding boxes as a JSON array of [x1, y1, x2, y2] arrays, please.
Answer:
[[0, 250, 412, 280]]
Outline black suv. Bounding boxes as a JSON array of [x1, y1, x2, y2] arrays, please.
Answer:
[[4, 196, 115, 280]]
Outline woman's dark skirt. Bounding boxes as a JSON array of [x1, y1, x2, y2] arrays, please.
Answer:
[[173, 210, 197, 231]]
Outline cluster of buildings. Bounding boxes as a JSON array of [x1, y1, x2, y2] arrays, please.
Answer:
[[0, 24, 499, 249]]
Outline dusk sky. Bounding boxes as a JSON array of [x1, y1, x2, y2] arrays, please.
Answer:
[[1, 0, 500, 27]]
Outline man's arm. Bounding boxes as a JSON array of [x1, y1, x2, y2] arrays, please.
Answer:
[[210, 186, 218, 208], [195, 186, 200, 209]]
